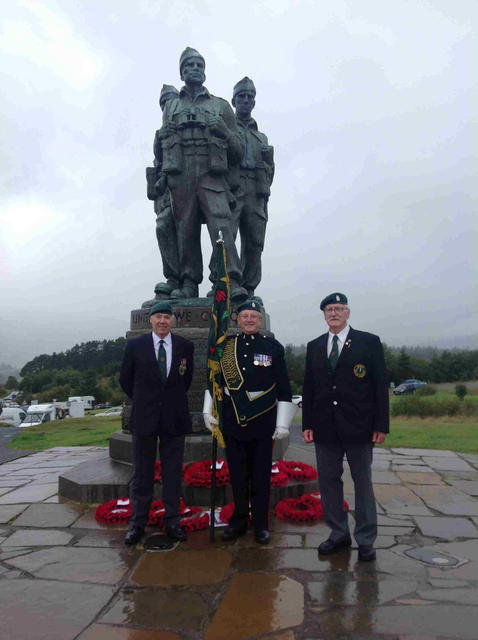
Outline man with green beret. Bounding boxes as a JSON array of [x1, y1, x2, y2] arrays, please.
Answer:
[[231, 77, 274, 301], [158, 47, 247, 302], [120, 301, 194, 545], [302, 293, 389, 561], [203, 300, 295, 544]]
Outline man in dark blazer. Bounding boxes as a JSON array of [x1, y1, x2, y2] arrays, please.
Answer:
[[120, 301, 194, 545], [302, 293, 389, 561]]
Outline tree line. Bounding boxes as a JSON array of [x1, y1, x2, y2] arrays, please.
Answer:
[[285, 344, 478, 393]]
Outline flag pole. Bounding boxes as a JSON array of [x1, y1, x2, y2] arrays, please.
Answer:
[[208, 230, 229, 543]]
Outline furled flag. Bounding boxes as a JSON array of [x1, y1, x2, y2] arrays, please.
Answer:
[[207, 233, 229, 448]]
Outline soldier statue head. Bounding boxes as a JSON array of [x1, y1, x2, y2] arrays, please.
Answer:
[[179, 47, 206, 87], [159, 84, 179, 111], [232, 77, 256, 122]]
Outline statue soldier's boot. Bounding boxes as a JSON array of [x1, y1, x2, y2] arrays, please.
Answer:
[[170, 280, 199, 299], [229, 283, 248, 303], [155, 280, 178, 297]]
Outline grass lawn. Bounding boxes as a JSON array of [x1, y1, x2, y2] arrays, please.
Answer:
[[381, 416, 478, 453], [5, 416, 121, 450]]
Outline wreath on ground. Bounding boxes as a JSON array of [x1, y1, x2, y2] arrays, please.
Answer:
[[94, 497, 209, 531], [276, 460, 318, 482], [219, 501, 252, 525], [274, 492, 349, 523], [183, 458, 230, 487], [270, 462, 290, 487]]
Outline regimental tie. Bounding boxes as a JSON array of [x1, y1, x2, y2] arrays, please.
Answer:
[[329, 335, 339, 371], [158, 339, 167, 384]]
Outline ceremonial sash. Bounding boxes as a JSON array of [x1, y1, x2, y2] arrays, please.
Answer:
[[221, 337, 277, 426]]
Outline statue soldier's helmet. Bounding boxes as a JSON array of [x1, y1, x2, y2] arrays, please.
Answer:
[[179, 47, 205, 76], [232, 76, 256, 101], [159, 84, 179, 109]]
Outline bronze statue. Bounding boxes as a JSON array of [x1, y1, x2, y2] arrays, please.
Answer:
[[231, 77, 274, 301], [146, 85, 180, 299], [157, 47, 247, 302]]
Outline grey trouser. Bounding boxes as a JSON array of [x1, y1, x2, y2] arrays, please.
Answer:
[[315, 442, 377, 546]]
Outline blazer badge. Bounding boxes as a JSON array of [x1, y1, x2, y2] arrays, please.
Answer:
[[353, 364, 366, 378], [179, 358, 187, 375]]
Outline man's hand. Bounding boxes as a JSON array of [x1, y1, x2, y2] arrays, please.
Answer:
[[303, 429, 314, 443], [272, 426, 289, 440], [203, 413, 218, 433], [208, 114, 228, 139], [372, 431, 387, 444]]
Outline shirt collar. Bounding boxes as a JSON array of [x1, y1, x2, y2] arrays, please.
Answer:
[[179, 85, 211, 100], [328, 325, 350, 344], [152, 331, 172, 346], [237, 117, 258, 130]]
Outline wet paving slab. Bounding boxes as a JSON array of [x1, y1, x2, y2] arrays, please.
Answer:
[[1, 445, 478, 639], [205, 573, 303, 640], [0, 483, 58, 503]]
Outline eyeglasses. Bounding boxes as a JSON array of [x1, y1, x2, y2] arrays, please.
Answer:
[[324, 306, 347, 315]]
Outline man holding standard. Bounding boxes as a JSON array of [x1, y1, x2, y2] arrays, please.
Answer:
[[302, 293, 389, 561], [120, 301, 194, 545], [204, 300, 295, 544]]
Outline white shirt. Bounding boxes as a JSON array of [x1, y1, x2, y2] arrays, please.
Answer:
[[152, 331, 172, 376], [327, 325, 350, 358]]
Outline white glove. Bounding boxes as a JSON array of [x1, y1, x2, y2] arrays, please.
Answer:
[[273, 425, 289, 440], [202, 390, 218, 433]]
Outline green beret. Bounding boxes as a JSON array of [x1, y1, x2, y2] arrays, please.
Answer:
[[149, 301, 173, 316], [232, 76, 256, 100], [320, 292, 348, 311], [237, 299, 262, 314], [179, 47, 205, 75]]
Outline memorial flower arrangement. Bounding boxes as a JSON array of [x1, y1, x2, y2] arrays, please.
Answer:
[[183, 458, 230, 487], [274, 492, 349, 522]]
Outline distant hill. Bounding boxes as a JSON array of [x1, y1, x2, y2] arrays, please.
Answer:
[[0, 363, 21, 384]]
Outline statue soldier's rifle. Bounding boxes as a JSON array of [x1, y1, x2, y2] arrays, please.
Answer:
[[207, 231, 229, 542]]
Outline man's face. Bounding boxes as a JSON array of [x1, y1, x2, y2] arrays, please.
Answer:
[[150, 312, 174, 338], [234, 91, 255, 119], [323, 304, 350, 334], [181, 57, 205, 86], [237, 310, 263, 335]]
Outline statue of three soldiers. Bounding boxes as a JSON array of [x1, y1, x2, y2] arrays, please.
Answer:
[[146, 47, 274, 305]]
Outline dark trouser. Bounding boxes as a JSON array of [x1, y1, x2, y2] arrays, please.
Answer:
[[224, 433, 273, 532], [315, 442, 377, 547], [130, 432, 185, 528]]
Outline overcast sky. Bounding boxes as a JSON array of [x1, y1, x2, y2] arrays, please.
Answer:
[[1, 0, 476, 368]]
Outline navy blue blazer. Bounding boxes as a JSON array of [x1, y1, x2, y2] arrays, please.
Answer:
[[302, 327, 389, 444], [119, 332, 194, 437]]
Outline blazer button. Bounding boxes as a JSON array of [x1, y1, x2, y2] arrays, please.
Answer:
[[333, 401, 338, 406], [332, 385, 337, 390]]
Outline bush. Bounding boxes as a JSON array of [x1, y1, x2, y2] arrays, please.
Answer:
[[455, 384, 468, 401], [391, 395, 461, 418], [416, 385, 436, 396]]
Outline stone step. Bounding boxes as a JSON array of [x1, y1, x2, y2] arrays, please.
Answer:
[[59, 453, 317, 506]]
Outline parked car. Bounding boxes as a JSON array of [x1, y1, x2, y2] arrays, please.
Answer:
[[402, 379, 427, 387], [292, 395, 303, 408], [97, 406, 123, 417], [0, 407, 27, 427]]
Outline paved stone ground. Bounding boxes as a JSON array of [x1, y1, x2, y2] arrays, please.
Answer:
[[1, 439, 478, 639]]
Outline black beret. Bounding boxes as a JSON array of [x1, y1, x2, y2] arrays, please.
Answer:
[[237, 299, 262, 314], [149, 301, 173, 316], [320, 292, 348, 311]]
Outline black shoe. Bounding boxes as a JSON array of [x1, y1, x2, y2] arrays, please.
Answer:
[[358, 545, 376, 561], [124, 526, 145, 546], [166, 524, 187, 542], [255, 529, 270, 545], [221, 526, 247, 542], [318, 536, 352, 555]]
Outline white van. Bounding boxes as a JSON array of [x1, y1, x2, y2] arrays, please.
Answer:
[[68, 396, 95, 410], [0, 407, 28, 427]]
